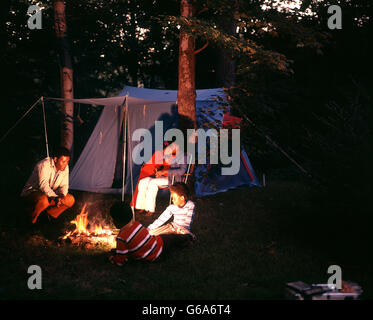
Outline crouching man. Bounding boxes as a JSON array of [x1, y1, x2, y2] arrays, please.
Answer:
[[21, 147, 75, 224]]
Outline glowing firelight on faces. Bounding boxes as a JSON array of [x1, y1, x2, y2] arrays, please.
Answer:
[[62, 203, 116, 248]]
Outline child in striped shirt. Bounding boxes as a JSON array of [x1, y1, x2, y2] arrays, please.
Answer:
[[147, 183, 196, 239], [109, 203, 164, 266], [109, 201, 194, 266]]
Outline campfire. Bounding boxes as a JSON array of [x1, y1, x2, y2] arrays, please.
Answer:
[[60, 203, 118, 249]]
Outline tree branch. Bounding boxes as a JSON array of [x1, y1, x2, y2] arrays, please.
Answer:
[[194, 39, 209, 55]]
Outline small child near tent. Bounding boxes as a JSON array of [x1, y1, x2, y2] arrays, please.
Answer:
[[147, 183, 196, 239]]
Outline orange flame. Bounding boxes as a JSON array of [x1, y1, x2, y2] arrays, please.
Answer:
[[62, 231, 71, 240], [61, 203, 116, 248], [94, 224, 103, 234], [70, 203, 89, 235]]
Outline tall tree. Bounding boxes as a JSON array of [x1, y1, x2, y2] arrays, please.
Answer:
[[216, 1, 238, 88], [177, 0, 197, 131], [54, 0, 74, 152]]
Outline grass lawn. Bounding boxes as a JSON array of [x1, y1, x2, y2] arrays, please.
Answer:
[[0, 179, 372, 300]]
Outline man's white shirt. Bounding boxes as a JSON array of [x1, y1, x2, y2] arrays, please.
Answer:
[[21, 157, 69, 198]]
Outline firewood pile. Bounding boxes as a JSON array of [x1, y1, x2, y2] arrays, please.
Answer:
[[58, 229, 118, 250]]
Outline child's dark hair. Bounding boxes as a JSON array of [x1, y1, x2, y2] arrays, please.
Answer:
[[169, 182, 190, 201], [110, 202, 133, 228]]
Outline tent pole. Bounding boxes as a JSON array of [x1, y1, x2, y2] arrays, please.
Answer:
[[169, 175, 175, 205], [121, 97, 127, 203], [126, 97, 135, 220], [184, 153, 193, 184]]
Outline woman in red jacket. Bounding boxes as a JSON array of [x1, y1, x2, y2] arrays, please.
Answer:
[[130, 142, 171, 209]]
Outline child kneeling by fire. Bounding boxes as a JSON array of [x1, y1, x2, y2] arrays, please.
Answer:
[[109, 183, 196, 266]]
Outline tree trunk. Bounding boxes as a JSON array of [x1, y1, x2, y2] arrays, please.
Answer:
[[54, 0, 74, 152], [216, 4, 237, 88], [217, 45, 236, 88], [177, 0, 197, 132]]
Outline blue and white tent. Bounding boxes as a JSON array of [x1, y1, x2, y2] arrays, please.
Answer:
[[60, 86, 260, 197]]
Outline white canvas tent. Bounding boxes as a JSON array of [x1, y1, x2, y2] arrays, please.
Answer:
[[47, 86, 260, 197]]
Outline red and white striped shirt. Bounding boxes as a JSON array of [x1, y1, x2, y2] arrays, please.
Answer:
[[112, 221, 163, 266]]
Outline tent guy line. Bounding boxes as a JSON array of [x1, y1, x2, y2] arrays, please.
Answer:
[[0, 97, 42, 144]]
